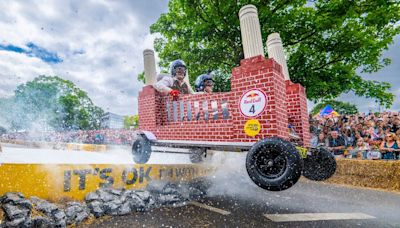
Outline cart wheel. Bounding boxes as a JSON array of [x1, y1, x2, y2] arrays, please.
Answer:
[[246, 137, 303, 191], [303, 147, 336, 181], [189, 148, 206, 163], [132, 136, 152, 164]]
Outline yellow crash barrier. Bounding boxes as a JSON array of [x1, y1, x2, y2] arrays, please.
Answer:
[[0, 164, 213, 201], [66, 143, 107, 152]]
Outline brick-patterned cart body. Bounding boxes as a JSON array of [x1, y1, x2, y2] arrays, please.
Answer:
[[138, 56, 310, 146], [134, 55, 335, 191]]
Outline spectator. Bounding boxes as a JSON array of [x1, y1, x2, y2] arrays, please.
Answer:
[[396, 129, 400, 139], [325, 119, 336, 131], [343, 128, 354, 147], [391, 117, 400, 133], [380, 133, 399, 160], [351, 138, 370, 159], [327, 130, 346, 158], [311, 132, 327, 148]]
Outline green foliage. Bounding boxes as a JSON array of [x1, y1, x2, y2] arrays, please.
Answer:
[[151, 0, 400, 108], [124, 115, 139, 129], [5, 75, 104, 131], [311, 100, 358, 115], [0, 97, 14, 129], [212, 71, 231, 92], [137, 71, 146, 84], [0, 125, 6, 135]]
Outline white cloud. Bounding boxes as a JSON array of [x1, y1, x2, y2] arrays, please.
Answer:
[[0, 51, 54, 97], [0, 0, 169, 115], [0, 0, 398, 117]]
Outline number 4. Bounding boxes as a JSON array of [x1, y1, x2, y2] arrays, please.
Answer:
[[249, 105, 255, 114]]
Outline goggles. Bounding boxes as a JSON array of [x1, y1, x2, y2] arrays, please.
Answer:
[[204, 80, 214, 87], [175, 66, 186, 72]]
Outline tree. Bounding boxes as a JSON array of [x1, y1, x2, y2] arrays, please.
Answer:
[[137, 71, 146, 84], [151, 0, 400, 107], [311, 100, 358, 115], [0, 126, 6, 135], [0, 97, 14, 130], [9, 75, 104, 131], [124, 115, 139, 129]]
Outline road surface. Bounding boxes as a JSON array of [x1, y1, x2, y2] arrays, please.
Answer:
[[87, 153, 400, 227], [1, 143, 399, 227]]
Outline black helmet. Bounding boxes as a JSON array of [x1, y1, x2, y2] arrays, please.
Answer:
[[195, 74, 214, 92], [170, 59, 187, 76]]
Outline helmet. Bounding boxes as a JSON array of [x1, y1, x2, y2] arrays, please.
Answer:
[[170, 59, 187, 76], [195, 74, 214, 92]]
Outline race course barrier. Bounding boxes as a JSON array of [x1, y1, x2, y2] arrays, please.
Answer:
[[66, 143, 107, 152], [1, 140, 107, 152], [0, 140, 66, 149], [323, 159, 400, 192], [0, 163, 214, 201]]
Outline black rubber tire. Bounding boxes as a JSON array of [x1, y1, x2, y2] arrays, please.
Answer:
[[131, 136, 152, 164], [246, 137, 303, 191], [189, 148, 205, 163], [303, 147, 336, 181]]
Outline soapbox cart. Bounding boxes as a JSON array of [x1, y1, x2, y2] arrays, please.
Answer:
[[132, 56, 336, 192]]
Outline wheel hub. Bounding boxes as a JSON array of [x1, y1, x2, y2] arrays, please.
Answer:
[[266, 160, 274, 167], [254, 147, 287, 179]]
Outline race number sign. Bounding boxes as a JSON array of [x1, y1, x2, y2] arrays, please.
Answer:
[[239, 89, 267, 117]]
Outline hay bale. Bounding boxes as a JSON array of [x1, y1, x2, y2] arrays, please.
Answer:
[[0, 207, 5, 224], [325, 159, 400, 192]]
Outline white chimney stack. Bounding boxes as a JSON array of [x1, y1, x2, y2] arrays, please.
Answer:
[[143, 49, 157, 85], [239, 5, 264, 59], [267, 33, 290, 80]]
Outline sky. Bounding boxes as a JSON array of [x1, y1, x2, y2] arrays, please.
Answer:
[[0, 0, 398, 116]]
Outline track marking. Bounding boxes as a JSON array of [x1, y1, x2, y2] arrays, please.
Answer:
[[264, 213, 375, 222], [189, 202, 231, 215]]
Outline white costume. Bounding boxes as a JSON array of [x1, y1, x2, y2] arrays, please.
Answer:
[[154, 74, 195, 94]]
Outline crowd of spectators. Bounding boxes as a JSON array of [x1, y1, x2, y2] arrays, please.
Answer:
[[0, 129, 136, 145], [309, 111, 400, 160], [2, 111, 400, 161]]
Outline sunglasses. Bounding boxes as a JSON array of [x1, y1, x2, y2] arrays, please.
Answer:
[[204, 81, 214, 87], [175, 66, 186, 71]]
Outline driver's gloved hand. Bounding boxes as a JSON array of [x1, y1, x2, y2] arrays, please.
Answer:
[[169, 90, 180, 100]]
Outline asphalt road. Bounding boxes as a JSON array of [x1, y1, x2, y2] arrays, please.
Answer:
[[3, 143, 399, 227], [86, 153, 400, 228]]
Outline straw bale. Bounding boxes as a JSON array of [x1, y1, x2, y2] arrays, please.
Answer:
[[324, 159, 400, 191], [0, 208, 4, 224]]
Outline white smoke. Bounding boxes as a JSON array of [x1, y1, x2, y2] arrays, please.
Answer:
[[205, 152, 257, 197]]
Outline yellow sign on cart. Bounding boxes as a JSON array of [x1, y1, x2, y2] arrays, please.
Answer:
[[244, 119, 261, 137]]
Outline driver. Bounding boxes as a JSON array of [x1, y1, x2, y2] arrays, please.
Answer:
[[195, 73, 214, 94], [153, 59, 194, 98]]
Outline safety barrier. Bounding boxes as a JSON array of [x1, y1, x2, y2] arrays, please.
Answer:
[[0, 163, 214, 201], [323, 159, 400, 192], [1, 141, 107, 152], [66, 143, 107, 152], [0, 140, 65, 149]]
